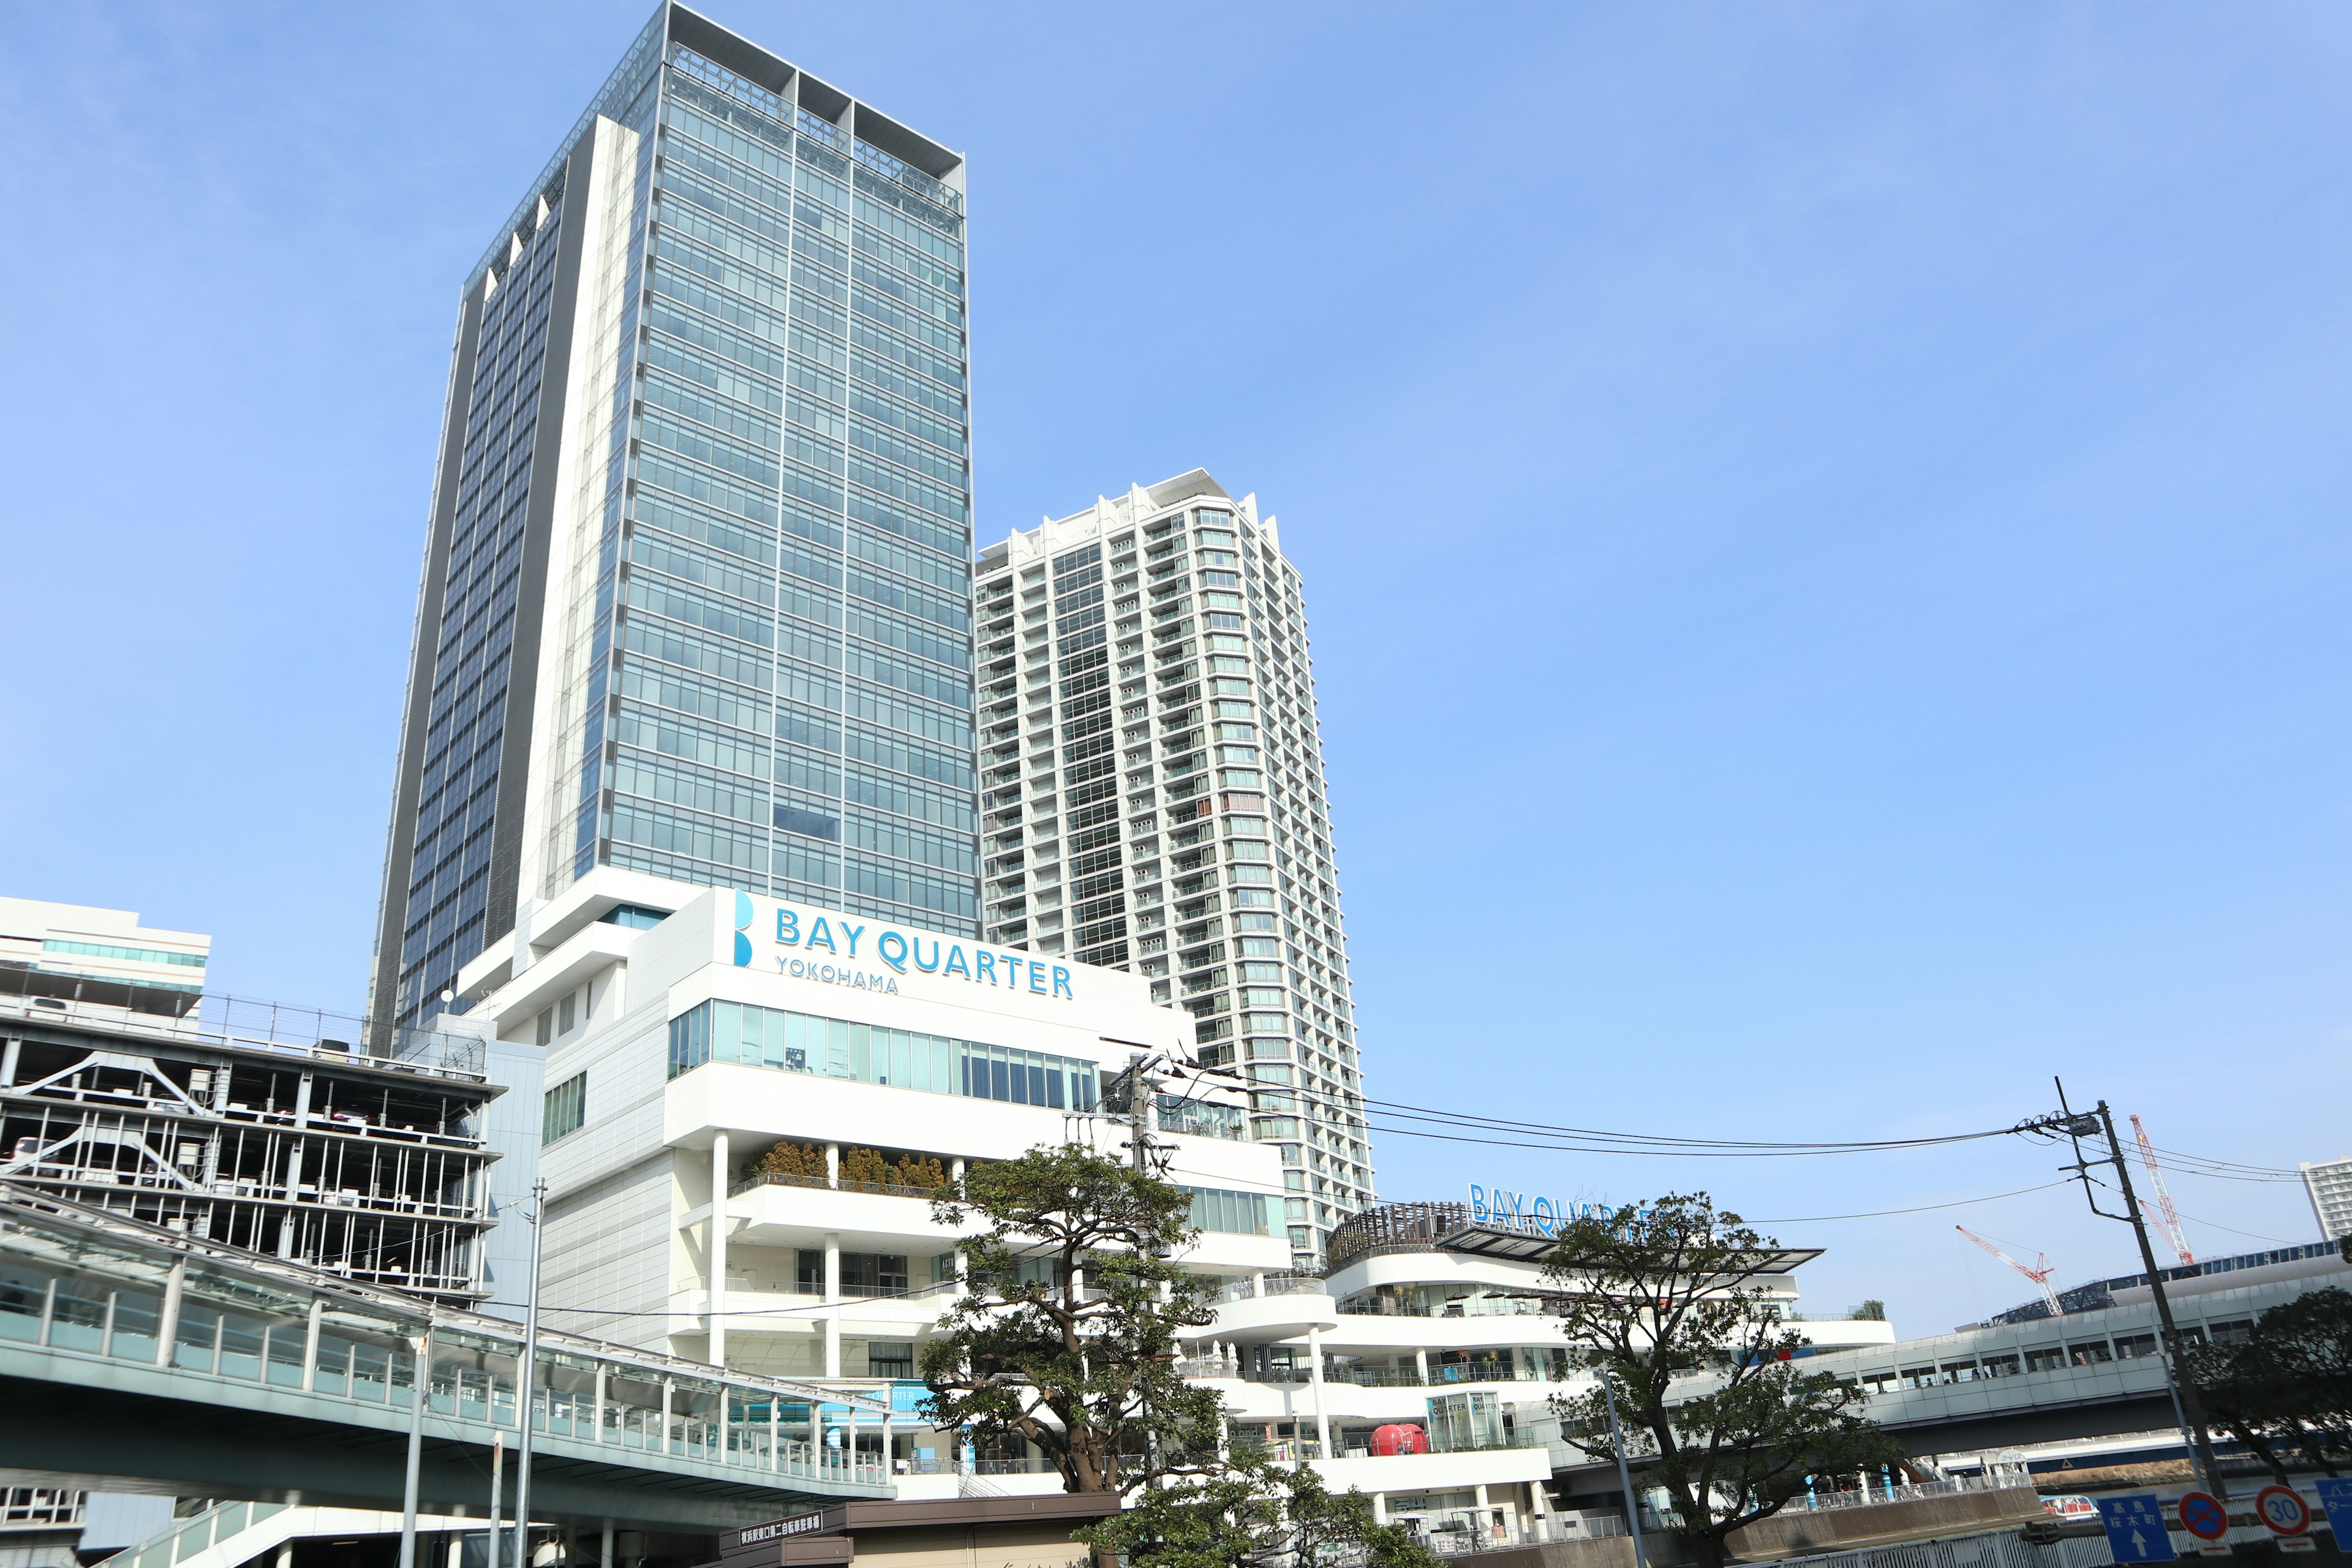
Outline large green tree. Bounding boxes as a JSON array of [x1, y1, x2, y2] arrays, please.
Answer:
[[1543, 1193, 1905, 1568], [2187, 1285, 2352, 1485], [918, 1144, 1226, 1497], [1076, 1447, 1439, 1568]]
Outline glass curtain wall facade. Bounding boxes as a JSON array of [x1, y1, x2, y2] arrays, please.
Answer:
[[971, 473, 1372, 1267], [373, 5, 978, 1037]]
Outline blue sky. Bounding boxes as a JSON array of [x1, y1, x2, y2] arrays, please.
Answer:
[[2, 2, 2346, 1329]]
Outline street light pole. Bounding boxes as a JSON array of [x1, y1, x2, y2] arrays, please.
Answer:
[[398, 1325, 432, 1568], [1600, 1371, 1649, 1568], [511, 1180, 549, 1568]]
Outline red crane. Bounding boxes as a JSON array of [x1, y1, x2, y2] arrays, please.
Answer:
[[1956, 1225, 2063, 1316], [2130, 1114, 2195, 1267]]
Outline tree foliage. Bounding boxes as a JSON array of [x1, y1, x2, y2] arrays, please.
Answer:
[[1076, 1448, 1439, 1568], [918, 1144, 1224, 1496], [1543, 1193, 1905, 1568], [2186, 1286, 2352, 1485]]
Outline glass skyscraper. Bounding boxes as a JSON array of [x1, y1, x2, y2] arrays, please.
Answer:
[[372, 4, 977, 1036], [972, 473, 1374, 1267]]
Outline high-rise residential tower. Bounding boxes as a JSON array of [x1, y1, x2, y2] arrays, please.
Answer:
[[371, 6, 978, 1038], [971, 472, 1373, 1267]]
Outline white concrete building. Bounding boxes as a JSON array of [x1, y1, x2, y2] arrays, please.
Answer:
[[2301, 1156, 2352, 1242], [0, 896, 209, 1016], [456, 869, 1289, 1489], [972, 472, 1371, 1270], [1183, 1199, 1898, 1551]]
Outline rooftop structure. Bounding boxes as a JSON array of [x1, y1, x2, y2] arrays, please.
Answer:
[[1974, 1238, 2351, 1327], [0, 896, 209, 1019], [0, 980, 500, 1301], [971, 473, 1370, 1268]]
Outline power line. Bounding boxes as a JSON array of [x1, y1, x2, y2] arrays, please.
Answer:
[[1740, 1181, 2074, 1224]]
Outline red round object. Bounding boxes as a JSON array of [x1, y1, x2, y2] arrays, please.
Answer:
[[2256, 1485, 2311, 1537], [1369, 1424, 1428, 1457]]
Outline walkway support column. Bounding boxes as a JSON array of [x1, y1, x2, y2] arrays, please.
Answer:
[[1306, 1325, 1330, 1457], [709, 1131, 729, 1368]]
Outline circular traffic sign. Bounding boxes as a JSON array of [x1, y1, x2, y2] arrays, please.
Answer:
[[2178, 1492, 2230, 1542], [2257, 1485, 2311, 1537]]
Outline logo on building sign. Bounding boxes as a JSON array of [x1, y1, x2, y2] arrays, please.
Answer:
[[731, 894, 1077, 1003], [732, 891, 756, 967], [1467, 1184, 1643, 1238]]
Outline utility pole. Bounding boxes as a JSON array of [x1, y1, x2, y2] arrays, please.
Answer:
[[2046, 1080, 2226, 1498], [511, 1180, 549, 1568]]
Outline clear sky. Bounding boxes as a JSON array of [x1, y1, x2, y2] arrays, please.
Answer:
[[2, 2, 2346, 1331]]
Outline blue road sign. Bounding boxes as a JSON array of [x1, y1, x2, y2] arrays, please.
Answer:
[[2314, 1479, 2352, 1532], [2098, 1495, 2179, 1563]]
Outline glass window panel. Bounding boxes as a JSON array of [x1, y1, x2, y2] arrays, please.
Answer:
[[266, 1323, 306, 1386], [49, 1279, 107, 1353], [990, 1057, 1008, 1101], [173, 1304, 219, 1371], [219, 1312, 265, 1379], [314, 1335, 352, 1396], [352, 1341, 391, 1401], [0, 1267, 50, 1343], [110, 1290, 162, 1362]]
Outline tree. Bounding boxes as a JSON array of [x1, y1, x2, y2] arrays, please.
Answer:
[[918, 1144, 1226, 1499], [1542, 1193, 1906, 1568], [2187, 1286, 2352, 1485], [1076, 1447, 1439, 1568]]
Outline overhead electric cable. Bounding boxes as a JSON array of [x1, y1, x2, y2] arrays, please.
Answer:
[[1739, 1181, 2073, 1224]]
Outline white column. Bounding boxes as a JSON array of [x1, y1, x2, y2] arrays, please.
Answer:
[[1371, 1494, 1388, 1526], [1415, 1348, 1428, 1385], [709, 1131, 729, 1368], [1251, 1272, 1265, 1297], [1306, 1325, 1331, 1457], [825, 1141, 840, 1188], [824, 1233, 842, 1379], [599, 1527, 612, 1568]]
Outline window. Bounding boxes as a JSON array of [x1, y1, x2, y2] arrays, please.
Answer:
[[2067, 1341, 2113, 1366], [559, 991, 577, 1035], [867, 1340, 914, 1379], [599, 903, 671, 930], [1977, 1353, 2021, 1378], [2024, 1345, 2068, 1373], [535, 1011, 552, 1047], [2113, 1333, 2159, 1360], [543, 1073, 586, 1144], [2209, 1319, 2254, 1346], [1184, 1186, 1270, 1236], [666, 1000, 1098, 1111]]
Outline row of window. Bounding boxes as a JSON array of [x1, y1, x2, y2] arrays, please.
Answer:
[[667, 999, 1098, 1111]]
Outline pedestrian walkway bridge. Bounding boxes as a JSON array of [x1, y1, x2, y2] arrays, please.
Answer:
[[0, 1183, 897, 1532]]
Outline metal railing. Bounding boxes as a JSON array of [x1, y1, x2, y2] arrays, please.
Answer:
[[0, 1488, 83, 1529], [1793, 1473, 2011, 1514], [0, 984, 487, 1083]]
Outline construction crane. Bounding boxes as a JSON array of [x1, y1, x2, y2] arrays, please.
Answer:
[[2130, 1113, 2196, 1267], [1956, 1225, 2064, 1316]]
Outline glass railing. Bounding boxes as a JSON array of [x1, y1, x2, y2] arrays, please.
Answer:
[[118, 1499, 287, 1568], [0, 1184, 893, 1493]]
